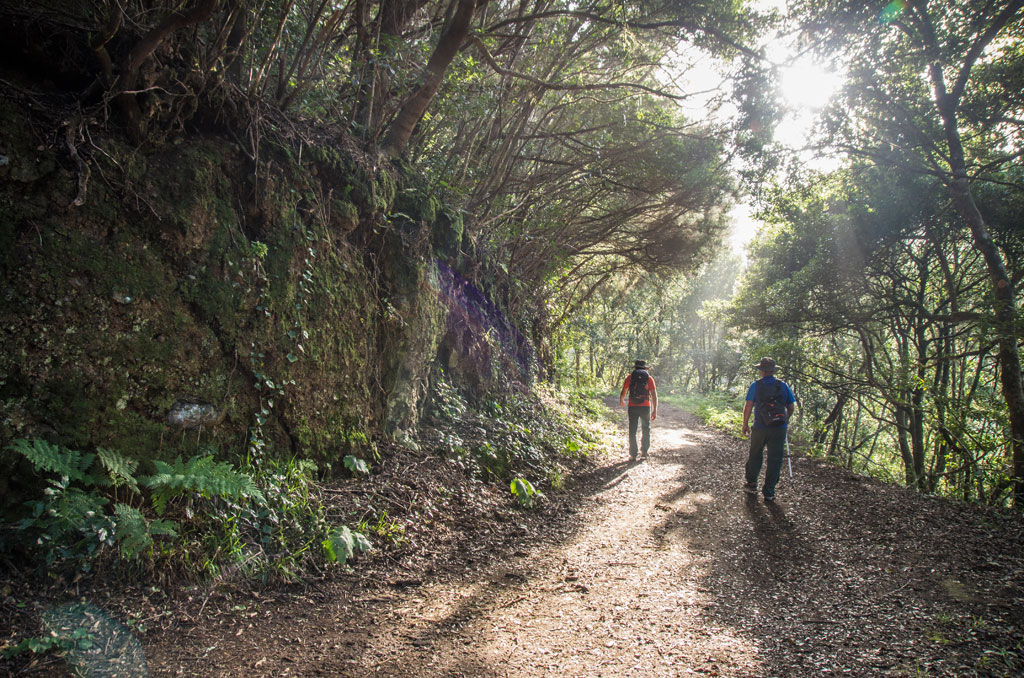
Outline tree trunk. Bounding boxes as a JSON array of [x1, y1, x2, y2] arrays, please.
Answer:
[[575, 348, 580, 388], [910, 385, 926, 490], [827, 407, 843, 463], [224, 0, 249, 82], [895, 404, 916, 486], [818, 393, 848, 446], [383, 0, 480, 157], [936, 96, 1024, 505], [352, 0, 432, 134], [116, 0, 218, 142], [919, 1, 1024, 502]]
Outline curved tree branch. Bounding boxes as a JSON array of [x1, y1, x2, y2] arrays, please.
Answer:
[[467, 34, 693, 100], [115, 0, 218, 142], [384, 0, 482, 157]]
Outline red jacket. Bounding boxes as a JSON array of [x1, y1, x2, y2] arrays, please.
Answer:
[[623, 373, 656, 407]]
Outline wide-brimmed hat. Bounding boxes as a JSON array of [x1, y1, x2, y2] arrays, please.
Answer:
[[753, 357, 778, 373], [633, 359, 647, 369]]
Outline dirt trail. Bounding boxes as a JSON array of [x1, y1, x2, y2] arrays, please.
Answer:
[[137, 403, 1023, 677]]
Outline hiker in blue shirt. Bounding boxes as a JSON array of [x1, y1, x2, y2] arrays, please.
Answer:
[[741, 357, 796, 502]]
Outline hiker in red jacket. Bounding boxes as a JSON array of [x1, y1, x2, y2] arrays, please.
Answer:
[[619, 359, 658, 460]]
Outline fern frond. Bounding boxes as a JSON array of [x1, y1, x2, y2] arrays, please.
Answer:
[[113, 504, 151, 559], [148, 518, 179, 537], [7, 439, 100, 484], [97, 448, 140, 494], [112, 503, 179, 560], [143, 454, 266, 515]]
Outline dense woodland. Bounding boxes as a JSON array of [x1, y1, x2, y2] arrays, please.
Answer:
[[0, 0, 1023, 609], [555, 0, 1024, 509]]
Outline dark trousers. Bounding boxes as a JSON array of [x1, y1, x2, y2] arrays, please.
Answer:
[[628, 406, 651, 457], [746, 427, 787, 498]]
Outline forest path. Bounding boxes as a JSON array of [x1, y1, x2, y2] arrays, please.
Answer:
[[145, 403, 1024, 677]]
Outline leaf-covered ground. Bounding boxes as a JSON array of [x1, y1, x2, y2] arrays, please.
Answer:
[[5, 402, 1024, 677]]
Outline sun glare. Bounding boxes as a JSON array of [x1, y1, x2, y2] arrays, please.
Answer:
[[779, 58, 842, 112], [771, 54, 845, 168]]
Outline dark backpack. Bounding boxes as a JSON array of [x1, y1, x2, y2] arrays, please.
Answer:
[[755, 380, 788, 427], [628, 370, 650, 405]]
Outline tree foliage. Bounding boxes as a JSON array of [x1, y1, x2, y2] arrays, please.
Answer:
[[731, 159, 1023, 505], [0, 0, 758, 375], [784, 0, 1024, 501], [551, 252, 743, 393]]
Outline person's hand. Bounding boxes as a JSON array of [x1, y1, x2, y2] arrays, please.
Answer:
[[742, 422, 750, 437], [651, 410, 657, 421]]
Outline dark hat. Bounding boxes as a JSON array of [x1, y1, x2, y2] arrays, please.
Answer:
[[634, 359, 647, 369], [753, 357, 778, 373]]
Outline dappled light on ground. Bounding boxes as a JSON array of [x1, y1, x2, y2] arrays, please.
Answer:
[[303, 405, 765, 677], [126, 403, 1024, 677], [650, 426, 702, 449]]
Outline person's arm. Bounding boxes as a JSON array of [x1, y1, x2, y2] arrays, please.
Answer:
[[742, 400, 753, 437], [650, 388, 658, 421], [619, 378, 629, 407]]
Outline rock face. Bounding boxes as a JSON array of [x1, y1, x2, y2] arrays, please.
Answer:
[[0, 99, 534, 477], [166, 402, 222, 429]]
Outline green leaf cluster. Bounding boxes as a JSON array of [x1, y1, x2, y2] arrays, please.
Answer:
[[510, 477, 542, 509], [4, 439, 371, 579], [343, 455, 370, 475], [322, 525, 372, 566], [143, 453, 266, 515]]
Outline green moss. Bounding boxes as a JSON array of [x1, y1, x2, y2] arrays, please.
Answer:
[[333, 199, 358, 229], [0, 101, 521, 485], [433, 211, 464, 257], [292, 413, 374, 463], [347, 165, 397, 213]]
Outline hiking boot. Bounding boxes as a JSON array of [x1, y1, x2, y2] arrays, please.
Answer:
[[763, 494, 775, 503], [743, 482, 757, 493]]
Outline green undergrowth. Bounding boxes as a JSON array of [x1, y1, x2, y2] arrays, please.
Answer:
[[429, 377, 611, 507], [1, 381, 611, 584], [0, 438, 370, 586], [661, 391, 745, 433]]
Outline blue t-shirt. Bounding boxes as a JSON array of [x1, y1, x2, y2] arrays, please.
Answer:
[[745, 376, 796, 430]]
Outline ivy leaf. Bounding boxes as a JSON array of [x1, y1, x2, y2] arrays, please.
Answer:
[[324, 526, 355, 564], [343, 455, 369, 475]]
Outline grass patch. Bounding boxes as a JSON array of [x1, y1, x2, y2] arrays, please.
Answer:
[[661, 391, 745, 435]]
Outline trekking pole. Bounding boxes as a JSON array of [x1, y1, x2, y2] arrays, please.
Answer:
[[785, 433, 794, 487]]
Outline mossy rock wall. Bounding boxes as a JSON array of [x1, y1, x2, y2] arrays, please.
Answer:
[[0, 100, 538, 503], [0, 104, 381, 482]]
